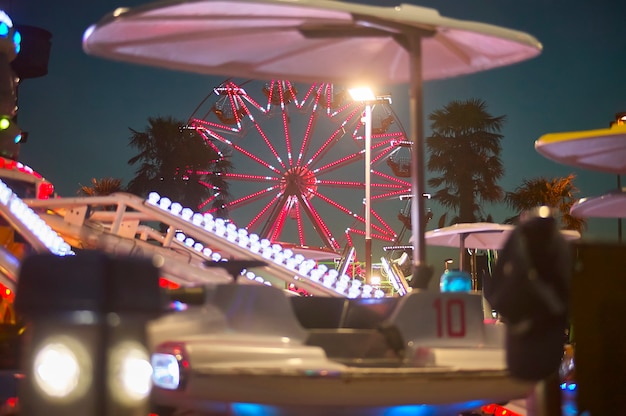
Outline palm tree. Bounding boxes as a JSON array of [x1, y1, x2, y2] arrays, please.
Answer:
[[426, 98, 506, 224], [77, 177, 123, 196], [504, 174, 586, 233], [126, 116, 232, 216]]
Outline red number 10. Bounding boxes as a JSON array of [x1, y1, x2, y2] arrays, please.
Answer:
[[433, 298, 466, 338]]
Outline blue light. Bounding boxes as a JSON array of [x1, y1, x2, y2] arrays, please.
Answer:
[[440, 270, 472, 292], [0, 22, 7, 37], [13, 30, 20, 53], [171, 301, 187, 311], [560, 382, 577, 391], [230, 403, 278, 416], [226, 400, 488, 416]]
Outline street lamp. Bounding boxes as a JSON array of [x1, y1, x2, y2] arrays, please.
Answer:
[[444, 258, 453, 272], [348, 87, 392, 283]]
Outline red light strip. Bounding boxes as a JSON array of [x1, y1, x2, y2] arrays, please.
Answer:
[[344, 231, 359, 263], [276, 82, 294, 168], [295, 199, 305, 246], [296, 87, 323, 166], [222, 173, 279, 182], [251, 118, 286, 170], [314, 151, 361, 175], [226, 186, 278, 209], [294, 83, 320, 109], [305, 106, 361, 168], [317, 180, 362, 187], [233, 83, 265, 112], [229, 142, 282, 174], [264, 80, 276, 111], [371, 209, 397, 238], [269, 204, 289, 242], [311, 189, 356, 216], [248, 193, 282, 229], [346, 227, 396, 242], [312, 189, 394, 237], [372, 170, 412, 186], [191, 118, 241, 134], [372, 189, 412, 200], [226, 85, 245, 127], [198, 193, 217, 210], [300, 197, 340, 250]]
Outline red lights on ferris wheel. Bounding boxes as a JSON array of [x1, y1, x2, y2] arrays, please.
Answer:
[[187, 79, 414, 262]]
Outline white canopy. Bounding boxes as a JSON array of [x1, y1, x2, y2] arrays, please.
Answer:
[[82, 0, 541, 85], [570, 190, 626, 219], [535, 124, 626, 175]]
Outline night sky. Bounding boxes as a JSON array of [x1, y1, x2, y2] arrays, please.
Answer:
[[2, 0, 625, 274]]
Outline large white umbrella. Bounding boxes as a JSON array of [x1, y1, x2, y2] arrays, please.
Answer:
[[570, 189, 626, 219], [423, 223, 512, 272], [535, 123, 626, 174], [82, 0, 542, 281], [422, 222, 580, 271]]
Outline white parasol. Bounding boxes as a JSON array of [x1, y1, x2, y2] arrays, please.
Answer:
[[570, 189, 626, 219], [422, 222, 580, 271], [422, 222, 512, 271], [535, 123, 626, 174], [82, 0, 542, 280]]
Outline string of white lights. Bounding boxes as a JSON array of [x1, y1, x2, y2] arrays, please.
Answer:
[[0, 179, 73, 256], [146, 192, 384, 298]]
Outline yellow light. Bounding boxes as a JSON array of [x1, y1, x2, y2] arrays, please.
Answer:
[[348, 86, 376, 102], [109, 341, 153, 405], [33, 336, 92, 400], [0, 118, 10, 130]]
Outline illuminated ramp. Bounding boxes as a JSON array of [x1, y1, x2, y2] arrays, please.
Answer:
[[26, 192, 383, 298]]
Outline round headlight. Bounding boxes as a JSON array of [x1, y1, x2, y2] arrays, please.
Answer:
[[33, 336, 91, 401], [109, 341, 153, 405]]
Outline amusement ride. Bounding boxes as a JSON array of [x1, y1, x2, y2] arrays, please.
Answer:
[[187, 78, 413, 264]]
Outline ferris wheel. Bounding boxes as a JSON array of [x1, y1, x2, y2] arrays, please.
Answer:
[[188, 78, 412, 262]]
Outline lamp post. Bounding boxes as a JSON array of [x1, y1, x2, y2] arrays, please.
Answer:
[[348, 87, 391, 283]]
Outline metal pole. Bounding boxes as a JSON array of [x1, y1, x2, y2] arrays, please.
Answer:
[[618, 174, 622, 243], [364, 103, 372, 283], [406, 31, 434, 288]]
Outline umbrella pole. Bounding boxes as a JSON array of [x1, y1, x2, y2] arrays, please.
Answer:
[[459, 234, 467, 271], [407, 32, 433, 289]]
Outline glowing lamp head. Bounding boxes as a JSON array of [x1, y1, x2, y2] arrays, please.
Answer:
[[151, 343, 188, 390], [32, 336, 92, 401], [109, 341, 153, 405], [348, 86, 376, 102]]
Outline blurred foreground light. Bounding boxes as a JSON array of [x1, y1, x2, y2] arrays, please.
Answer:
[[109, 341, 153, 404], [348, 86, 376, 101], [151, 352, 182, 390], [33, 336, 91, 400], [15, 252, 165, 416], [440, 270, 472, 293]]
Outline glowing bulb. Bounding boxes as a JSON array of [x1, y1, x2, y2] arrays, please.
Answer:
[[170, 203, 182, 215], [110, 342, 152, 404], [147, 192, 160, 205], [33, 337, 91, 399]]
